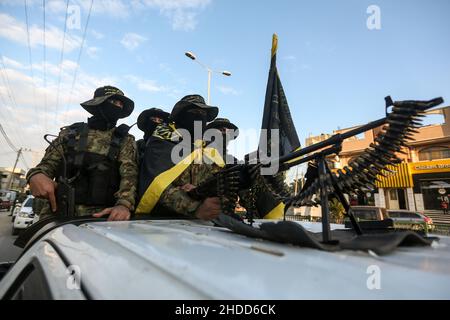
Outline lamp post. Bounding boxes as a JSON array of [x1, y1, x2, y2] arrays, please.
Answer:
[[185, 51, 231, 104]]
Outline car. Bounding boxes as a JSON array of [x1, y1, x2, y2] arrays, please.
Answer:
[[12, 196, 34, 236], [344, 206, 394, 230], [0, 200, 11, 211], [0, 190, 17, 211], [10, 203, 22, 221], [387, 210, 435, 233], [0, 217, 449, 299]]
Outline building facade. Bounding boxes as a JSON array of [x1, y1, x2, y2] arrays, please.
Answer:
[[0, 167, 27, 192]]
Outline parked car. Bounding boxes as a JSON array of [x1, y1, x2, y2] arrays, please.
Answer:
[[12, 196, 34, 236], [0, 190, 17, 211], [388, 210, 435, 233], [10, 203, 22, 221], [344, 206, 394, 230]]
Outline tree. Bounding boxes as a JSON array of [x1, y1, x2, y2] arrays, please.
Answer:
[[329, 198, 345, 224]]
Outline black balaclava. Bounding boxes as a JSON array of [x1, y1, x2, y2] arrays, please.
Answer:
[[87, 101, 122, 130], [175, 110, 208, 141], [143, 121, 160, 142]]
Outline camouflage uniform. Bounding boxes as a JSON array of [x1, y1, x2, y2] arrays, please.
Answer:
[[27, 127, 138, 219], [158, 163, 215, 216], [27, 85, 138, 219]]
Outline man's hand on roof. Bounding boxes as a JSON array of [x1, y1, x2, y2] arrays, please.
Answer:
[[29, 173, 57, 212], [195, 197, 221, 221], [93, 205, 131, 221]]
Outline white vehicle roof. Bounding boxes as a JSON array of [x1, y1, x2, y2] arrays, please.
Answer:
[[2, 219, 448, 300]]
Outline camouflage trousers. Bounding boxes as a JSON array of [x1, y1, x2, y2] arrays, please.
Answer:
[[39, 203, 107, 220]]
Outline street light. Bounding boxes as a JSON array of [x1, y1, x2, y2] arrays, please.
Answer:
[[184, 51, 232, 104]]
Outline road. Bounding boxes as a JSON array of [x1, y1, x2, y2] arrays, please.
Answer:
[[0, 209, 23, 262]]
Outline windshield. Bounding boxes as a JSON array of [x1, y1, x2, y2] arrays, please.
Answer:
[[390, 211, 422, 219], [22, 198, 33, 208], [351, 209, 379, 221]]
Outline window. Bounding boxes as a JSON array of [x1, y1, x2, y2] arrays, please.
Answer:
[[419, 146, 450, 161], [389, 211, 421, 218], [4, 262, 52, 300], [352, 209, 378, 220], [22, 198, 33, 208], [389, 189, 398, 200], [388, 211, 400, 218], [401, 212, 421, 219]]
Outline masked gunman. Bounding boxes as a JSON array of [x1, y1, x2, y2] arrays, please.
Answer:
[[26, 86, 138, 221], [205, 117, 240, 166], [136, 108, 170, 165], [136, 95, 225, 221]]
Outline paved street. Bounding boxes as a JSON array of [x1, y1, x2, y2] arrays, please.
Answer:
[[0, 209, 23, 262]]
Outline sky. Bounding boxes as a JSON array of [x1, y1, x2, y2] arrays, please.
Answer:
[[0, 0, 449, 181]]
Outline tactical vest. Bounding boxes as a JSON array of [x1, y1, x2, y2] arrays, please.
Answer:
[[136, 139, 146, 167], [57, 122, 130, 207]]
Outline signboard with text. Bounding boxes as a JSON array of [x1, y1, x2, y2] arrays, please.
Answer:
[[409, 159, 450, 175]]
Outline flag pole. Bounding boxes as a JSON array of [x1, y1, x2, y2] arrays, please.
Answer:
[[271, 33, 278, 58]]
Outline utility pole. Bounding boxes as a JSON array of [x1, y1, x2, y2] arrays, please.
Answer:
[[7, 148, 22, 190]]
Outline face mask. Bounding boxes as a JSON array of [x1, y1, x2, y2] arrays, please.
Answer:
[[143, 121, 160, 141], [176, 111, 207, 137], [99, 101, 123, 124]]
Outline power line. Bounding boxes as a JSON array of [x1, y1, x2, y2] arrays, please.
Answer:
[[0, 151, 17, 156], [0, 58, 27, 148], [43, 0, 48, 133], [24, 0, 38, 115], [0, 124, 30, 172], [55, 0, 70, 124], [66, 0, 94, 122], [70, 0, 94, 93], [20, 152, 30, 170], [0, 56, 19, 110], [0, 124, 18, 153]]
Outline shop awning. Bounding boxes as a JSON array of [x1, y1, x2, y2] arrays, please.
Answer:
[[375, 163, 413, 188]]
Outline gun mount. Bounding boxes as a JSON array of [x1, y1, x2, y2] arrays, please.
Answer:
[[189, 96, 445, 244]]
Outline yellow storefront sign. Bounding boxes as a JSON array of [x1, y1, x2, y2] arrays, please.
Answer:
[[409, 159, 450, 175], [375, 159, 450, 189]]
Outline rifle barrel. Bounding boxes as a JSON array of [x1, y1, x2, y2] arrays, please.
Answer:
[[277, 117, 387, 164]]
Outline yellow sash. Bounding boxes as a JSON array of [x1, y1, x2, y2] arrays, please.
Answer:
[[136, 142, 224, 214]]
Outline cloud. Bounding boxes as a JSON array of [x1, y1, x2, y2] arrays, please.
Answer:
[[0, 13, 82, 53], [1, 56, 27, 70], [3, 0, 212, 31], [45, 0, 131, 18], [131, 0, 212, 31], [125, 75, 167, 93], [0, 55, 118, 169], [170, 10, 198, 31], [283, 55, 297, 61], [120, 33, 147, 51], [91, 29, 104, 40], [217, 85, 240, 96], [86, 46, 100, 59], [281, 55, 312, 73]]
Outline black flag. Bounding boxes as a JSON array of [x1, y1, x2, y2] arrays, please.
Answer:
[[258, 34, 300, 157], [247, 34, 301, 220]]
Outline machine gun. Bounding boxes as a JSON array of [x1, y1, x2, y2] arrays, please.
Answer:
[[14, 135, 78, 249], [44, 134, 75, 217], [188, 96, 445, 243]]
